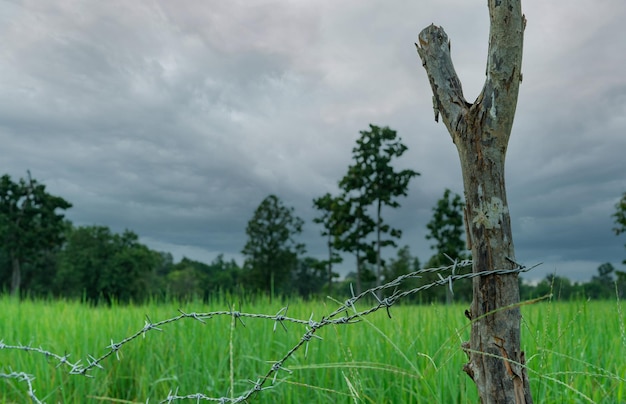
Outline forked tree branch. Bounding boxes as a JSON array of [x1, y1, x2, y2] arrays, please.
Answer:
[[416, 1, 525, 149]]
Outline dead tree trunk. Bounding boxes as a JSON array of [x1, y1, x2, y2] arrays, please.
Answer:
[[416, 1, 531, 403]]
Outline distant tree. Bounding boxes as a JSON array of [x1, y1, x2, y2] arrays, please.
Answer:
[[383, 245, 421, 301], [312, 193, 343, 293], [616, 270, 626, 299], [166, 265, 202, 301], [583, 262, 616, 299], [532, 278, 552, 300], [154, 251, 175, 277], [332, 192, 376, 295], [594, 262, 615, 284], [56, 225, 155, 303], [205, 254, 242, 295], [518, 278, 536, 301], [580, 263, 615, 299], [424, 189, 471, 303], [55, 225, 113, 300], [101, 230, 156, 303], [291, 256, 327, 298], [383, 245, 420, 283], [171, 255, 242, 300], [537, 275, 578, 300], [613, 192, 626, 265], [338, 125, 419, 294], [142, 251, 175, 299], [425, 189, 469, 265], [242, 195, 305, 298], [338, 263, 377, 297], [551, 275, 578, 300], [3, 221, 71, 297], [0, 172, 72, 296]]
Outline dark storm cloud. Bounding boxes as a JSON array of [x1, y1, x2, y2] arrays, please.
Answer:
[[1, 0, 625, 283]]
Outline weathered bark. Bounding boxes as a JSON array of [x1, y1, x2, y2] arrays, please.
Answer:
[[416, 1, 531, 403]]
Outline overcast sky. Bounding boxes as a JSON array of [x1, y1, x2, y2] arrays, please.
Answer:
[[1, 0, 625, 283]]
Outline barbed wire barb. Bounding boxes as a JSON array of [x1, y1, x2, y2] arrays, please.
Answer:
[[273, 306, 289, 333], [178, 308, 207, 324], [228, 303, 246, 328]]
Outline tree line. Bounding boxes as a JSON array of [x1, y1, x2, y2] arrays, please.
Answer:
[[2, 128, 625, 304]]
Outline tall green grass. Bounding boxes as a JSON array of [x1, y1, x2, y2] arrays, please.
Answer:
[[1, 295, 624, 403]]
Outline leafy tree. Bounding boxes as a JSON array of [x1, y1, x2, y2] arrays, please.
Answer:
[[56, 225, 155, 303], [518, 278, 536, 301], [337, 263, 377, 297], [425, 189, 469, 265], [166, 265, 202, 301], [170, 255, 242, 300], [290, 256, 327, 298], [535, 275, 578, 301], [242, 195, 305, 297], [332, 193, 376, 295], [204, 254, 242, 295], [584, 262, 616, 299], [594, 262, 615, 285], [55, 225, 110, 300], [312, 193, 343, 293], [613, 192, 626, 264], [424, 189, 471, 303], [143, 251, 175, 298], [616, 270, 626, 299], [338, 125, 419, 293], [383, 245, 420, 283], [0, 172, 72, 296], [154, 251, 175, 277], [382, 245, 421, 301], [101, 230, 156, 303]]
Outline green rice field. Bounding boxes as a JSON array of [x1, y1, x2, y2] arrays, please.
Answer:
[[1, 295, 625, 403]]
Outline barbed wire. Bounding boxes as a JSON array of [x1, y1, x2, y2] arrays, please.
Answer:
[[0, 371, 42, 404], [1, 258, 538, 403]]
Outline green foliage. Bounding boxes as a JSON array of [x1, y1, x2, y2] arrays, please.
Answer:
[[290, 256, 327, 298], [586, 262, 617, 299], [520, 262, 626, 301], [4, 172, 624, 304], [0, 172, 71, 296], [614, 192, 626, 265], [421, 189, 471, 303], [331, 192, 376, 295], [336, 124, 419, 293], [56, 225, 157, 303], [166, 265, 202, 299], [312, 193, 343, 293], [530, 275, 579, 301], [425, 189, 469, 265], [614, 192, 626, 235], [242, 195, 305, 296], [167, 255, 242, 300], [617, 270, 626, 298], [383, 245, 421, 283], [381, 245, 421, 301]]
